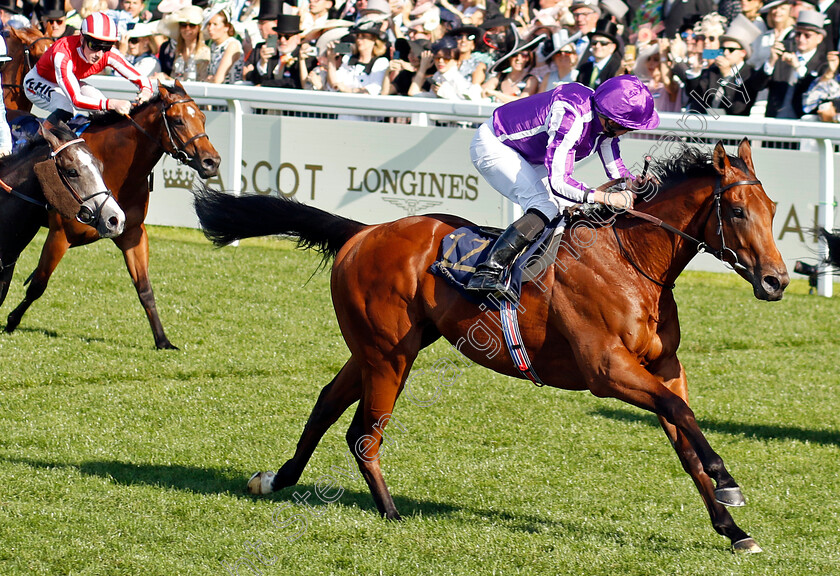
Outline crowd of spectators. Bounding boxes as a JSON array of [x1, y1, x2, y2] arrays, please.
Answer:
[[2, 0, 840, 122]]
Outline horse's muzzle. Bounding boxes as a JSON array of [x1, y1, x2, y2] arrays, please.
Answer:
[[754, 267, 789, 301], [195, 154, 221, 179]]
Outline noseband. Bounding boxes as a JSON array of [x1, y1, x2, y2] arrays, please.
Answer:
[[126, 96, 210, 165], [614, 176, 761, 289]]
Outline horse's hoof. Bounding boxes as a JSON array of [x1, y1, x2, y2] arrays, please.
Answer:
[[155, 340, 179, 350], [732, 538, 763, 554], [715, 486, 746, 507], [247, 471, 276, 495]]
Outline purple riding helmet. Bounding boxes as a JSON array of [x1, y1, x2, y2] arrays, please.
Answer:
[[593, 75, 660, 130]]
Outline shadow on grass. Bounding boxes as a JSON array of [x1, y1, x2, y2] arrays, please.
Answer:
[[2, 326, 60, 339], [594, 406, 840, 447]]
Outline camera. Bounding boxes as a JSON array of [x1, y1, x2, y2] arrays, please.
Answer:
[[335, 42, 354, 55], [793, 260, 819, 290]]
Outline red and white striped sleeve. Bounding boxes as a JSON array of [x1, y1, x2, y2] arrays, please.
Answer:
[[54, 51, 108, 111], [106, 51, 153, 95]]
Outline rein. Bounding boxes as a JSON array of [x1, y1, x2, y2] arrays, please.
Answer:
[[615, 176, 761, 289], [124, 96, 210, 165]]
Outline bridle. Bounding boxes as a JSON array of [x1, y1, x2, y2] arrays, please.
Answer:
[[1, 35, 53, 91], [124, 95, 210, 165], [613, 176, 761, 289], [1, 137, 114, 226]]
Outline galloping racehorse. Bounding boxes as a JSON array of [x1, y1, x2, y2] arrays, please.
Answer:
[[0, 123, 123, 312], [195, 140, 788, 552], [2, 27, 53, 112], [4, 81, 220, 348]]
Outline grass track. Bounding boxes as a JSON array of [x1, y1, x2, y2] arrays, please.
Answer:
[[0, 226, 838, 576]]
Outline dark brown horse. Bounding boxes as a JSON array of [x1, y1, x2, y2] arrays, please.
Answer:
[[2, 27, 53, 112], [195, 140, 788, 552], [3, 81, 220, 348], [0, 122, 123, 308]]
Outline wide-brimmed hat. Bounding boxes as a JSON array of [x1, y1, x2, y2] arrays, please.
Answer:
[[158, 5, 204, 38], [315, 26, 350, 53], [633, 43, 660, 79], [0, 0, 22, 14], [202, 2, 233, 29], [125, 21, 160, 39], [360, 0, 389, 16], [541, 29, 581, 59], [349, 19, 388, 41], [156, 0, 190, 14], [445, 25, 482, 41], [719, 14, 763, 57], [274, 14, 301, 34], [759, 0, 792, 13], [588, 18, 620, 45], [302, 18, 355, 39], [489, 27, 547, 74], [41, 0, 66, 20], [795, 10, 827, 34]]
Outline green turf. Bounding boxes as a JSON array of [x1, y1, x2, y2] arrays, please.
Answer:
[[0, 226, 838, 576]]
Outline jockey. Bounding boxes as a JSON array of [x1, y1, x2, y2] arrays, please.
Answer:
[[23, 12, 153, 127], [466, 75, 660, 297]]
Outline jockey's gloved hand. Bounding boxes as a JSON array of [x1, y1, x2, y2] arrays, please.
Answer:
[[0, 146, 11, 158], [107, 99, 132, 115], [136, 88, 153, 105]]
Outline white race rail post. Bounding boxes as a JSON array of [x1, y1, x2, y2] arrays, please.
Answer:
[[818, 138, 835, 297]]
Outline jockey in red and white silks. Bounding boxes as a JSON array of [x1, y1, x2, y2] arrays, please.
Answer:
[[24, 12, 153, 125]]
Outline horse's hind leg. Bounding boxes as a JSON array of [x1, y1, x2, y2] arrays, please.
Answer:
[[0, 263, 16, 309], [271, 357, 363, 490], [652, 357, 760, 553], [5, 230, 70, 333]]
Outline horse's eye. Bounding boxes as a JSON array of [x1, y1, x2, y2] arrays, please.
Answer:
[[66, 169, 79, 178], [732, 207, 745, 218], [172, 118, 185, 126]]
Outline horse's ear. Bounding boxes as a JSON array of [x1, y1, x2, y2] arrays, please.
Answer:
[[39, 123, 60, 149], [712, 141, 730, 176], [737, 138, 756, 175]]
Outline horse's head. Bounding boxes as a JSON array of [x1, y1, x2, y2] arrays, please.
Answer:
[[3, 28, 53, 112], [36, 123, 125, 238], [157, 81, 221, 178], [709, 139, 789, 301]]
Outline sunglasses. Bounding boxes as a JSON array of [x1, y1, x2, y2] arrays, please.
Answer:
[[128, 37, 142, 44], [277, 33, 297, 39], [794, 30, 818, 38], [456, 34, 476, 41], [86, 39, 114, 52], [179, 22, 199, 28], [46, 18, 64, 24], [721, 46, 741, 53], [573, 10, 596, 16], [591, 40, 613, 46]]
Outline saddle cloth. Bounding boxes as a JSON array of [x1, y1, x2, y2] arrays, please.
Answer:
[[430, 216, 564, 310], [10, 115, 90, 151]]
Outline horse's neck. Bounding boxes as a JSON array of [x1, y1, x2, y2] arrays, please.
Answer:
[[619, 177, 717, 286], [0, 146, 48, 192]]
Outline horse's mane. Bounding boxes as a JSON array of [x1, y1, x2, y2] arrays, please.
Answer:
[[87, 82, 189, 126], [648, 145, 749, 196]]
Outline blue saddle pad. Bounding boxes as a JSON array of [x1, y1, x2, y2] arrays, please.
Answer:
[[430, 218, 561, 310], [10, 115, 91, 152]]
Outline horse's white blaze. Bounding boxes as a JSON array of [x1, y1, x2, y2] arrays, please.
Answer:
[[76, 149, 109, 191], [185, 106, 197, 118]]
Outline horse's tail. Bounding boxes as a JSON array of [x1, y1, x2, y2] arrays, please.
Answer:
[[193, 185, 366, 260]]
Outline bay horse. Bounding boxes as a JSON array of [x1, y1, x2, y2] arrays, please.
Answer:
[[0, 123, 123, 310], [2, 27, 53, 112], [3, 81, 221, 349], [194, 139, 788, 553]]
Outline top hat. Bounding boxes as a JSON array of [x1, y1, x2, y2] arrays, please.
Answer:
[[600, 0, 628, 20], [588, 18, 620, 45], [41, 0, 66, 20], [0, 0, 22, 15], [719, 14, 763, 57], [258, 0, 284, 21], [795, 10, 827, 34], [570, 0, 601, 16], [274, 14, 302, 34]]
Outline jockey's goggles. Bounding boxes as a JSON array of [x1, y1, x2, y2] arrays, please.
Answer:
[[84, 36, 115, 52]]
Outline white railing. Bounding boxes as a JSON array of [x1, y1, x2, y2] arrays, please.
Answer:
[[87, 75, 840, 296]]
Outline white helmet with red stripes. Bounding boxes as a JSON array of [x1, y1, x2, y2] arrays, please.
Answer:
[[81, 12, 120, 42]]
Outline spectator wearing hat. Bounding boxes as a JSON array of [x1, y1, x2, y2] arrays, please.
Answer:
[[0, 0, 30, 30], [302, 0, 335, 34], [483, 32, 542, 101], [40, 0, 77, 38], [577, 19, 623, 87], [420, 36, 473, 98], [123, 20, 161, 75], [741, 0, 768, 32], [633, 41, 682, 111], [570, 0, 600, 62], [814, 0, 840, 50], [382, 36, 432, 94], [754, 9, 829, 116], [205, 4, 244, 84], [659, 0, 716, 39], [749, 0, 795, 67], [446, 25, 493, 86], [158, 5, 210, 81], [247, 15, 318, 88], [303, 26, 349, 89], [242, 0, 282, 80], [675, 15, 765, 114], [326, 20, 390, 94], [539, 29, 580, 90], [600, 0, 631, 44]]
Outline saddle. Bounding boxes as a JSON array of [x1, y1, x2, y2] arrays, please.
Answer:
[[430, 215, 565, 310]]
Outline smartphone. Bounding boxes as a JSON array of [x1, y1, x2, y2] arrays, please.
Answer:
[[309, 45, 319, 57], [265, 34, 278, 50], [702, 48, 723, 60], [624, 45, 636, 59], [335, 42, 354, 55]]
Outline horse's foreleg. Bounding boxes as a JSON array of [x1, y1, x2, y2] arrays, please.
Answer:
[[0, 262, 16, 309], [115, 225, 175, 350], [652, 357, 760, 553], [589, 352, 742, 510], [5, 231, 69, 333], [271, 358, 363, 490]]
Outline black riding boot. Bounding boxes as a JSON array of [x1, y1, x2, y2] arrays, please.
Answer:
[[44, 109, 73, 130], [466, 210, 548, 298]]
